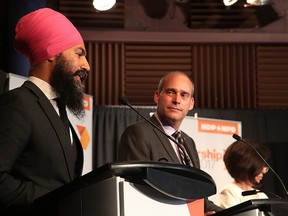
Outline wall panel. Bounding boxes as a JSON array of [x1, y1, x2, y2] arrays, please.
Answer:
[[124, 44, 192, 105], [85, 42, 124, 105], [192, 44, 256, 108], [257, 45, 288, 108], [84, 41, 288, 109]]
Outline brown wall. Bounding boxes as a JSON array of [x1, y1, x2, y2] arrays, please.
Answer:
[[2, 0, 288, 108], [83, 40, 288, 108], [55, 0, 288, 108]]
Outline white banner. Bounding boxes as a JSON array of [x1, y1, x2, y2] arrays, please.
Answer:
[[68, 94, 93, 175], [180, 115, 242, 203]]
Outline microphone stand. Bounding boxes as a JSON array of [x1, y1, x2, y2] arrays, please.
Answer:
[[233, 134, 288, 198], [119, 96, 192, 166]]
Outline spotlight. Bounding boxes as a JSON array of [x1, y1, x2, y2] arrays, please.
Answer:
[[93, 0, 116, 11], [245, 0, 270, 7], [223, 0, 238, 6], [223, 0, 271, 7]]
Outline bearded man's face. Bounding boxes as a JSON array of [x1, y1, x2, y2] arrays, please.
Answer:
[[50, 54, 88, 119]]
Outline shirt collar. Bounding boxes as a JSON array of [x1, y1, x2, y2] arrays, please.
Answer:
[[154, 113, 176, 136], [28, 76, 58, 100]]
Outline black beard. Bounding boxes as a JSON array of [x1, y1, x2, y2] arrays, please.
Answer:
[[50, 56, 87, 119]]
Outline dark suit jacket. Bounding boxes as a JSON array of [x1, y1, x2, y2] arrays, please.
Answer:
[[0, 81, 83, 214], [118, 114, 223, 213]]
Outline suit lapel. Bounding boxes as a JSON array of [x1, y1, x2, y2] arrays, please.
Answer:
[[23, 81, 77, 181], [150, 115, 200, 168], [70, 124, 84, 177], [150, 115, 181, 163]]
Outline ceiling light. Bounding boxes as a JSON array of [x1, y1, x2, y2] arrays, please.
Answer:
[[245, 0, 271, 7], [223, 0, 238, 6], [93, 0, 116, 11], [223, 0, 272, 7]]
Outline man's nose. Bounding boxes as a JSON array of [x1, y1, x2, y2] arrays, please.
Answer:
[[81, 57, 90, 72], [173, 93, 181, 103]]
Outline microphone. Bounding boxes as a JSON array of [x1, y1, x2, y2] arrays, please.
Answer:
[[233, 134, 288, 198], [242, 189, 258, 196], [119, 96, 192, 166], [242, 189, 282, 198]]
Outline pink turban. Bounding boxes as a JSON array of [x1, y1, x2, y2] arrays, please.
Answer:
[[14, 8, 84, 66]]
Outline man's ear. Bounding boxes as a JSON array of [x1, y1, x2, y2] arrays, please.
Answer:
[[189, 97, 195, 110], [153, 90, 160, 104], [47, 55, 57, 63]]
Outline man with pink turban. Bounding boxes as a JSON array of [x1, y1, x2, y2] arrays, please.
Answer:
[[0, 7, 90, 215]]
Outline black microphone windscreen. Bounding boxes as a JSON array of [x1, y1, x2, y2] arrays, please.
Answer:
[[119, 96, 129, 105], [232, 134, 241, 141], [242, 190, 257, 196]]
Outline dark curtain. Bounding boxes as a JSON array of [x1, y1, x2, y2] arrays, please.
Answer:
[[93, 105, 157, 168], [93, 105, 288, 198]]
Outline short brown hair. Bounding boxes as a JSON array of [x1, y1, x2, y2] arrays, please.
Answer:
[[224, 139, 270, 185]]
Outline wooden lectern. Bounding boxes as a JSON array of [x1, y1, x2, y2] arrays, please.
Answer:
[[35, 161, 216, 216]]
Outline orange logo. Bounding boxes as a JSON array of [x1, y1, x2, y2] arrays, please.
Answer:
[[83, 95, 90, 111], [76, 125, 90, 149], [198, 119, 238, 135]]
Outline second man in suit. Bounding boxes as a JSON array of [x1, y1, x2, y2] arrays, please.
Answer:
[[118, 71, 222, 215]]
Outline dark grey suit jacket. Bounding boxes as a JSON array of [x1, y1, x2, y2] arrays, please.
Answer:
[[0, 81, 83, 213], [118, 114, 223, 212]]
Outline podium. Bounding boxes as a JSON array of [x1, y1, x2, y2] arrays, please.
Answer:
[[35, 161, 216, 216], [214, 199, 288, 216]]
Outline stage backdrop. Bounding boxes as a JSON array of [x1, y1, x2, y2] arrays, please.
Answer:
[[7, 73, 93, 174], [180, 116, 242, 202]]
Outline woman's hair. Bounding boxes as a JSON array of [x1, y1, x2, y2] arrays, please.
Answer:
[[224, 139, 270, 185]]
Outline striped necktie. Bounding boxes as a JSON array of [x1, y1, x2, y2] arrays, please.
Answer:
[[172, 131, 193, 166]]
